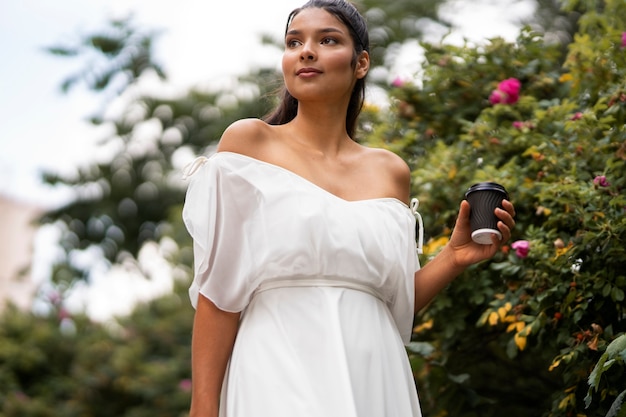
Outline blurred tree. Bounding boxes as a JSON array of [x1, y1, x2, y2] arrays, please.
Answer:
[[0, 281, 194, 417], [45, 15, 166, 117], [40, 16, 282, 294]]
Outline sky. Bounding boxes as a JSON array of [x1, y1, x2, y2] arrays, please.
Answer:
[[0, 0, 533, 320]]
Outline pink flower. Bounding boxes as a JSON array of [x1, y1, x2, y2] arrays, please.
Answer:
[[391, 77, 405, 88], [48, 290, 61, 305], [621, 32, 626, 48], [13, 391, 28, 401], [512, 120, 535, 130], [58, 308, 71, 321], [498, 78, 522, 98], [489, 78, 521, 105], [593, 175, 610, 187], [571, 112, 583, 120], [489, 89, 505, 104], [179, 379, 192, 392], [511, 240, 530, 258]]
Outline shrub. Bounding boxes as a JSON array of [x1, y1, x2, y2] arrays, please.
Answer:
[[366, 1, 626, 415]]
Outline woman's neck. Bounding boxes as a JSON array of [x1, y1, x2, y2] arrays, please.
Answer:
[[287, 102, 352, 157]]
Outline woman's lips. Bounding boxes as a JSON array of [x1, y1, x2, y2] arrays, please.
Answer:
[[296, 67, 322, 77]]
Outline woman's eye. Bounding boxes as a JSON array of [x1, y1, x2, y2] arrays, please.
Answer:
[[286, 39, 301, 48], [321, 37, 337, 45]]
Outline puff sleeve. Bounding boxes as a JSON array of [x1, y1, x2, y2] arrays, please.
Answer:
[[182, 155, 258, 312]]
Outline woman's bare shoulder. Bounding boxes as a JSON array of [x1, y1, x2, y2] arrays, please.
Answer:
[[365, 146, 410, 179], [360, 146, 411, 202], [216, 118, 273, 155]]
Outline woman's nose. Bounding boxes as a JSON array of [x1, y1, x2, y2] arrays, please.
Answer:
[[300, 42, 316, 61]]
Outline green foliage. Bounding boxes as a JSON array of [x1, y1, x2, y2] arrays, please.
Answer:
[[0, 282, 193, 417], [364, 1, 626, 416]]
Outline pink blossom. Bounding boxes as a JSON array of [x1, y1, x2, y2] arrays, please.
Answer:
[[58, 308, 71, 321], [498, 78, 522, 98], [571, 112, 583, 120], [13, 391, 28, 401], [489, 89, 505, 105], [489, 78, 521, 105], [593, 175, 610, 187], [511, 240, 530, 258], [48, 290, 61, 305], [621, 32, 626, 48], [391, 77, 405, 88], [513, 121, 535, 130], [179, 379, 192, 392]]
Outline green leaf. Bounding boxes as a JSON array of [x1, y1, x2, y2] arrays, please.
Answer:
[[44, 46, 79, 56], [406, 342, 436, 356], [612, 287, 625, 302], [606, 334, 626, 359]]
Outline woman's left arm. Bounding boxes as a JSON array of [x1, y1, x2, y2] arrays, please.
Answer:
[[413, 199, 516, 312]]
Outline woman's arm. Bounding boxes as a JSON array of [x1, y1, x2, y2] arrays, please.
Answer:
[[189, 294, 240, 417], [414, 199, 516, 312]]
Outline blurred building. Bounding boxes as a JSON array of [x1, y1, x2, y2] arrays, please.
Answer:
[[0, 194, 42, 312]]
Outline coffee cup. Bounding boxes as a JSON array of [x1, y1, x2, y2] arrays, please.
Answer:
[[465, 182, 509, 245]]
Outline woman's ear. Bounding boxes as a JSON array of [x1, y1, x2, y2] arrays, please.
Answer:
[[356, 50, 370, 79]]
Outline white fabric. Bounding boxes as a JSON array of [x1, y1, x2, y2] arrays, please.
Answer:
[[183, 151, 422, 417]]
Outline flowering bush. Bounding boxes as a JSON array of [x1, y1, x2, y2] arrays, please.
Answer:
[[0, 286, 193, 416], [367, 0, 626, 415]]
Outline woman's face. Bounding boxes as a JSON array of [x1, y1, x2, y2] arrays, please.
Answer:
[[282, 7, 369, 105]]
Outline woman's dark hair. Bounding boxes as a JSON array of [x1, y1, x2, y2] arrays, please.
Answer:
[[263, 0, 370, 139]]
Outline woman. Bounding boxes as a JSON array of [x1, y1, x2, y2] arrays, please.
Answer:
[[182, 1, 516, 416]]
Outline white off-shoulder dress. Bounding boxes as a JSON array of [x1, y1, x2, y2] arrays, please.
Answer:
[[183, 151, 423, 417]]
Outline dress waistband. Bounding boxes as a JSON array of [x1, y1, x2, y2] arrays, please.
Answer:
[[254, 276, 385, 301]]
